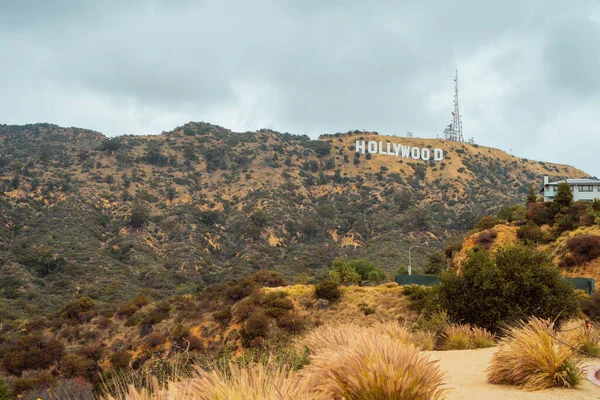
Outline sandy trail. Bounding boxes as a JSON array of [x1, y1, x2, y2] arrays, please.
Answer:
[[427, 347, 600, 400]]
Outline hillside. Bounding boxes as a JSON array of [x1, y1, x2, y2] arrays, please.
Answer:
[[0, 121, 589, 318]]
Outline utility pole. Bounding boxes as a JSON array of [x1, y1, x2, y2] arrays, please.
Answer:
[[408, 245, 419, 276]]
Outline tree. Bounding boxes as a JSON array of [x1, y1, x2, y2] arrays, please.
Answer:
[[526, 185, 537, 204], [438, 245, 578, 333], [553, 182, 573, 209], [349, 259, 386, 286], [166, 185, 177, 201], [128, 202, 149, 228], [424, 252, 446, 275], [329, 257, 359, 286]]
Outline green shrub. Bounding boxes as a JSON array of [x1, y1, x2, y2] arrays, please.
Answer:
[[439, 245, 578, 333], [109, 350, 131, 370], [240, 312, 270, 347], [61, 297, 96, 320], [213, 306, 232, 325], [517, 221, 542, 243], [59, 353, 95, 379], [0, 379, 11, 400], [314, 280, 341, 302], [140, 301, 170, 326], [250, 270, 287, 287]]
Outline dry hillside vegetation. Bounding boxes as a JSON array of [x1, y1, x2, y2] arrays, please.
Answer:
[[0, 122, 588, 320]]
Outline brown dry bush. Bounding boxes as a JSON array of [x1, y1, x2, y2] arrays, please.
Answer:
[[487, 317, 583, 390]]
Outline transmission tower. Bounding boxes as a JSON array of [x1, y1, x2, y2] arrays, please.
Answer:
[[443, 68, 464, 142]]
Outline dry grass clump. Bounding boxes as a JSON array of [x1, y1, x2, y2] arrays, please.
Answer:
[[412, 330, 437, 351], [487, 317, 584, 390], [304, 321, 437, 352], [559, 319, 600, 357], [441, 324, 495, 350], [188, 363, 317, 400], [370, 321, 412, 344], [302, 333, 446, 400], [302, 323, 371, 354], [469, 326, 496, 349], [102, 363, 320, 400], [442, 324, 472, 350]]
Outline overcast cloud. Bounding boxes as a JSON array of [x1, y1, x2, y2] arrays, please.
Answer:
[[1, 0, 599, 176]]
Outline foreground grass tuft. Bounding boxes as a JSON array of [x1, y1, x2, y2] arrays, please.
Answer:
[[302, 333, 446, 400], [487, 317, 584, 390]]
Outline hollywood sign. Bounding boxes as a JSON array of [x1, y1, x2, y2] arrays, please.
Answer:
[[355, 140, 444, 161]]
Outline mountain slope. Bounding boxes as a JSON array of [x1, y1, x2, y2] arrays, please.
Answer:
[[0, 121, 589, 318]]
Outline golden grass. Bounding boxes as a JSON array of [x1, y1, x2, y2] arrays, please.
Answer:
[[442, 324, 472, 350], [559, 319, 600, 357], [470, 326, 496, 349], [102, 363, 321, 400], [412, 330, 437, 351], [302, 333, 446, 400], [302, 321, 437, 353], [487, 317, 584, 390], [302, 323, 372, 354], [188, 363, 318, 400], [441, 324, 495, 350]]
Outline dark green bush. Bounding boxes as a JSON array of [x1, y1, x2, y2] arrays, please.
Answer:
[[213, 306, 232, 325], [61, 297, 96, 320], [240, 312, 270, 347], [517, 221, 542, 243], [109, 350, 131, 370], [439, 245, 578, 333], [0, 379, 11, 400], [314, 279, 341, 302], [250, 270, 287, 287]]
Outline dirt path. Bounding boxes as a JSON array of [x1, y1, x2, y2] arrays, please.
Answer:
[[427, 347, 600, 400]]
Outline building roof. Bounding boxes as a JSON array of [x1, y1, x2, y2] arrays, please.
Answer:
[[546, 178, 600, 185]]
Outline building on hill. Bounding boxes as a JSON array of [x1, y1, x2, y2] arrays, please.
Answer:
[[541, 176, 600, 202]]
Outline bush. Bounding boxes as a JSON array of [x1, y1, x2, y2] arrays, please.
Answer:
[[0, 380, 11, 400], [517, 221, 542, 243], [240, 312, 270, 347], [213, 306, 232, 325], [60, 353, 95, 379], [487, 317, 583, 390], [144, 332, 167, 348], [580, 291, 600, 321], [439, 245, 578, 333], [61, 297, 96, 320], [304, 334, 445, 399], [140, 301, 170, 326], [249, 270, 287, 287], [526, 203, 554, 226], [566, 234, 600, 264], [473, 230, 497, 249], [109, 350, 131, 370], [127, 202, 149, 228], [474, 216, 498, 231], [314, 280, 341, 302]]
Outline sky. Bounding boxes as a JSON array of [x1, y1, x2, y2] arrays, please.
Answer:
[[1, 1, 599, 177]]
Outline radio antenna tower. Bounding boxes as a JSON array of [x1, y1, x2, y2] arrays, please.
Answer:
[[443, 68, 464, 142]]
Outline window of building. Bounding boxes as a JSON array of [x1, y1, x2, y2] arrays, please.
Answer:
[[579, 186, 593, 192]]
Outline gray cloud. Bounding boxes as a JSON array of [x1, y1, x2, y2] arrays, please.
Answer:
[[1, 0, 599, 176]]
